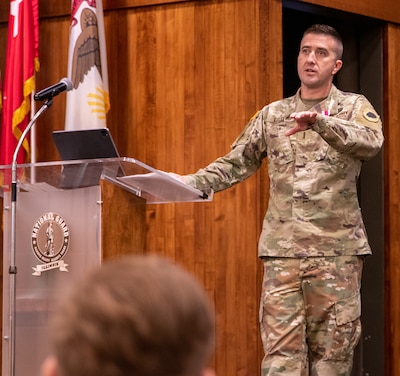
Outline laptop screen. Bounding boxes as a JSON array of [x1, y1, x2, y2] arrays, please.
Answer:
[[52, 128, 120, 160]]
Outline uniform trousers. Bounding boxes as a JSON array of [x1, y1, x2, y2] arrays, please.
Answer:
[[259, 256, 363, 376]]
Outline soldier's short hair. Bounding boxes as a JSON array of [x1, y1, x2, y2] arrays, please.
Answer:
[[303, 24, 343, 59], [49, 255, 215, 376]]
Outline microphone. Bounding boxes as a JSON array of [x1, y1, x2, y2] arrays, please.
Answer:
[[34, 77, 73, 101]]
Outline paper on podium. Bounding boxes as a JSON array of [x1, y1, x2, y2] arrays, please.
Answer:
[[116, 171, 212, 203]]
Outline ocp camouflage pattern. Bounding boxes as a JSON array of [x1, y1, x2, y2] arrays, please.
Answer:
[[185, 85, 384, 258], [259, 256, 363, 375]]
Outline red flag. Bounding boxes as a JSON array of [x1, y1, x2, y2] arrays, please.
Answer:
[[0, 69, 3, 113], [0, 0, 39, 166]]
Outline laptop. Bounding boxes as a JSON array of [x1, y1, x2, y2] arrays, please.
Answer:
[[52, 128, 123, 189], [52, 128, 120, 160]]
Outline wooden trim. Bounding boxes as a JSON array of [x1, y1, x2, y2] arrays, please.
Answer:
[[1, 0, 400, 24], [300, 0, 400, 24], [39, 0, 192, 18], [254, 0, 283, 364], [0, 0, 193, 23], [258, 0, 282, 249], [103, 0, 190, 11], [383, 22, 400, 376]]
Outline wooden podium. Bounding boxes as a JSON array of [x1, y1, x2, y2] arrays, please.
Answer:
[[0, 157, 211, 376]]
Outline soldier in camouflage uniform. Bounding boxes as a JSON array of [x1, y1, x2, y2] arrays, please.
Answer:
[[179, 24, 384, 375]]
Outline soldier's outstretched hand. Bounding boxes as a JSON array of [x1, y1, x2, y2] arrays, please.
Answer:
[[285, 111, 318, 136]]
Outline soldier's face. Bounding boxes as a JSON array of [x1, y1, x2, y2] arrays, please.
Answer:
[[297, 33, 343, 90]]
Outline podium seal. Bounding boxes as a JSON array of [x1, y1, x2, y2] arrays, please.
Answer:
[[31, 212, 70, 276]]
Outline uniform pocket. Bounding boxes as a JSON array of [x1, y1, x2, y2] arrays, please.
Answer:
[[267, 122, 295, 172], [335, 293, 361, 326]]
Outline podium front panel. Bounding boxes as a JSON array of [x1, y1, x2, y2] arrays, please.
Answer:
[[2, 186, 102, 376]]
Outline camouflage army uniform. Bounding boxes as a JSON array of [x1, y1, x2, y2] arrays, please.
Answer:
[[184, 85, 384, 375]]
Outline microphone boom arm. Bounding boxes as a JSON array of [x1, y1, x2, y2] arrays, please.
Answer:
[[8, 98, 53, 376]]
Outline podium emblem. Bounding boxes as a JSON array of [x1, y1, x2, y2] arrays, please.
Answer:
[[31, 212, 70, 276]]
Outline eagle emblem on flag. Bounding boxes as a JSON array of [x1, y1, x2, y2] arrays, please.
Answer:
[[71, 8, 102, 89]]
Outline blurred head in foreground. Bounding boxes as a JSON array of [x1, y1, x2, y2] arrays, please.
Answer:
[[41, 255, 215, 376]]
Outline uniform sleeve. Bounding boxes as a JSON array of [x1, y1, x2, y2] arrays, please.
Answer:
[[184, 111, 268, 192], [311, 95, 384, 161]]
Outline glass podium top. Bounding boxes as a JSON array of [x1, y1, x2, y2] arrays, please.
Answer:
[[0, 157, 213, 204]]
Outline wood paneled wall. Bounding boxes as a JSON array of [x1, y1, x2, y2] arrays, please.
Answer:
[[1, 0, 400, 375], [0, 0, 282, 375]]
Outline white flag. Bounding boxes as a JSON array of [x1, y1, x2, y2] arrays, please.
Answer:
[[65, 0, 110, 130]]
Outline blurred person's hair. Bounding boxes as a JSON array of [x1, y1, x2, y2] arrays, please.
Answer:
[[43, 255, 215, 376]]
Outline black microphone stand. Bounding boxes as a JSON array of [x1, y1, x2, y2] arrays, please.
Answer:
[[7, 98, 53, 376]]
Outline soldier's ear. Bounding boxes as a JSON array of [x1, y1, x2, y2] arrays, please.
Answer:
[[332, 59, 343, 75]]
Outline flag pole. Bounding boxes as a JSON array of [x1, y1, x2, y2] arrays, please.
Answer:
[[31, 92, 36, 164], [30, 87, 36, 182]]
